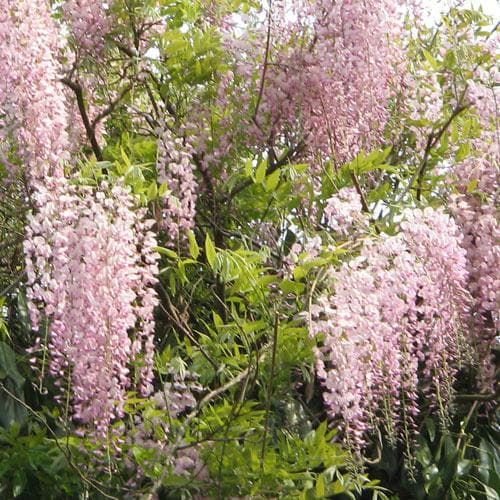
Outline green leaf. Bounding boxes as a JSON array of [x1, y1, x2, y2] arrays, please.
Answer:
[[444, 50, 456, 68], [456, 143, 470, 161], [457, 459, 472, 477], [423, 464, 440, 493], [279, 280, 305, 295], [440, 437, 459, 490], [163, 33, 189, 56], [416, 440, 432, 468], [188, 230, 200, 259], [466, 178, 478, 193], [158, 182, 169, 197], [154, 246, 178, 260], [16, 292, 30, 335], [147, 181, 158, 201], [316, 473, 326, 498], [425, 418, 436, 443], [0, 342, 24, 389], [212, 311, 223, 330], [291, 163, 308, 173], [12, 470, 27, 498], [423, 49, 439, 69], [483, 484, 500, 500], [379, 145, 392, 162], [120, 146, 131, 166], [478, 435, 500, 487], [265, 169, 280, 192], [242, 320, 267, 334], [168, 271, 176, 295], [255, 158, 267, 184], [0, 342, 28, 428], [205, 233, 216, 270], [244, 158, 253, 178], [331, 480, 346, 494], [293, 266, 307, 280]]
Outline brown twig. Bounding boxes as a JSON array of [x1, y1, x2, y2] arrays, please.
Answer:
[[416, 104, 467, 200], [158, 286, 219, 372], [252, 0, 273, 126], [61, 78, 103, 161], [350, 171, 381, 234], [91, 83, 133, 129], [350, 171, 370, 214], [260, 313, 279, 476], [397, 96, 469, 203]]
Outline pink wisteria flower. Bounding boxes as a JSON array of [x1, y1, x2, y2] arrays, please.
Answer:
[[324, 187, 366, 235], [0, 0, 69, 181], [63, 0, 111, 53], [24, 180, 159, 436], [311, 207, 471, 449], [449, 137, 499, 389], [196, 0, 408, 179], [156, 122, 198, 245]]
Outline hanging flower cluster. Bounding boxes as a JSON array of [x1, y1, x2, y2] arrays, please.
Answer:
[[299, 0, 406, 163], [311, 207, 471, 449], [324, 187, 366, 236], [63, 0, 111, 53], [2, 0, 161, 438], [449, 85, 499, 389], [192, 0, 407, 180], [156, 123, 197, 245], [431, 19, 500, 387], [24, 180, 159, 436], [451, 147, 498, 339], [0, 0, 69, 180], [227, 0, 406, 165]]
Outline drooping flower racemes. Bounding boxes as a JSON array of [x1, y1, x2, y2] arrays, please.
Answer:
[[1, 0, 161, 436], [215, 0, 408, 169], [311, 208, 472, 450], [63, 0, 111, 54], [156, 122, 197, 245], [24, 180, 159, 436], [449, 71, 499, 389], [0, 0, 69, 180]]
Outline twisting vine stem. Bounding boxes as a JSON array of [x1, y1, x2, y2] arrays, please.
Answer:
[[260, 312, 279, 478]]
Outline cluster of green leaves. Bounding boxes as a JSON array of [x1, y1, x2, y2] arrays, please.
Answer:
[[0, 423, 85, 500], [371, 418, 500, 500], [414, 423, 499, 499], [200, 421, 385, 499]]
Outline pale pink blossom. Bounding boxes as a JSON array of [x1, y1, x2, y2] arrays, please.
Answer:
[[63, 0, 111, 53], [311, 208, 471, 448], [25, 180, 159, 436], [324, 188, 366, 235], [0, 0, 68, 181], [156, 122, 197, 245]]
